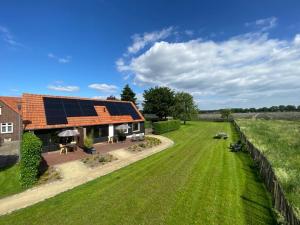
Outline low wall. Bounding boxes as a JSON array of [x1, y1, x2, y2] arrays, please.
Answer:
[[233, 121, 300, 225]]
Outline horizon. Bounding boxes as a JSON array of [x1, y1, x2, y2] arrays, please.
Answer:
[[1, 0, 300, 110]]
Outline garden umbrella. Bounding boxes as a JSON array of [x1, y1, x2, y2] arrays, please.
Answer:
[[58, 129, 80, 137], [115, 124, 130, 130]]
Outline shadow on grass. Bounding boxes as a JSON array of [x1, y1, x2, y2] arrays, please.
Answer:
[[0, 155, 19, 170]]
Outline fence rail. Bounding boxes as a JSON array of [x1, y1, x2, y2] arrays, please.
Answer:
[[233, 120, 300, 225]]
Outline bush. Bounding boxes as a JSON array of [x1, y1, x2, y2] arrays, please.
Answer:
[[153, 120, 181, 134], [20, 132, 42, 188], [84, 134, 94, 149]]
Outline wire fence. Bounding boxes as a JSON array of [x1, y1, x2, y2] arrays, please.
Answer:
[[233, 120, 300, 225]]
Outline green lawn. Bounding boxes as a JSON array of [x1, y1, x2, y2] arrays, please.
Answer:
[[0, 121, 275, 225], [0, 164, 24, 199], [237, 119, 300, 216]]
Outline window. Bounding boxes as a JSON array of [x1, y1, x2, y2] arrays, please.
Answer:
[[1, 123, 13, 134], [0, 107, 2, 115], [132, 122, 140, 132]]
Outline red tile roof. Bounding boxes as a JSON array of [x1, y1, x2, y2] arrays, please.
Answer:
[[22, 93, 144, 130], [0, 96, 22, 115]]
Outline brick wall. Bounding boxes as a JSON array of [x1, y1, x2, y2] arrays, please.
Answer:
[[0, 101, 21, 143]]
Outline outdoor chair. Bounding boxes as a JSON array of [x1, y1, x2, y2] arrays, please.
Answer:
[[59, 144, 68, 154], [131, 134, 138, 142], [230, 141, 243, 152], [108, 136, 114, 144]]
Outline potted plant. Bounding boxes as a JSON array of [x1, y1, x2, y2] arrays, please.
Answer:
[[84, 134, 96, 154]]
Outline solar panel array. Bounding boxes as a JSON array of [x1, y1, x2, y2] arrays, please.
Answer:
[[43, 97, 141, 125]]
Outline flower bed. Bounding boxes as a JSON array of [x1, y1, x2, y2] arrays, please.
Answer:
[[81, 153, 117, 168], [128, 136, 161, 152]]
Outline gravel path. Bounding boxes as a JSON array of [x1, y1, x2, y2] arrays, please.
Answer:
[[0, 135, 173, 216]]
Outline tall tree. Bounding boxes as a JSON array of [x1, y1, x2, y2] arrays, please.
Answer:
[[220, 109, 232, 121], [143, 86, 175, 120], [121, 84, 137, 105], [172, 92, 198, 125]]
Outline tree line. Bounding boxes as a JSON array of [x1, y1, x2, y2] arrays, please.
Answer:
[[229, 105, 300, 113], [109, 84, 198, 124]]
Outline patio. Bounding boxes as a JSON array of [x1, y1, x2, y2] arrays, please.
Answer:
[[42, 139, 143, 166]]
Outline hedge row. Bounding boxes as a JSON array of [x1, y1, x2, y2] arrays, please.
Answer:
[[20, 132, 42, 187], [153, 120, 181, 134]]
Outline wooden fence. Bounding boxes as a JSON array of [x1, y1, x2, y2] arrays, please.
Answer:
[[233, 120, 300, 225]]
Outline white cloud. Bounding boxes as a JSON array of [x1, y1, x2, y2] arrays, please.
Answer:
[[88, 83, 118, 93], [48, 85, 79, 92], [118, 31, 300, 109], [127, 27, 174, 54], [0, 25, 23, 47], [245, 17, 278, 31], [48, 53, 72, 64]]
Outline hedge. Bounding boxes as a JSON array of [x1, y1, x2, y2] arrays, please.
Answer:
[[153, 120, 181, 134], [20, 132, 43, 187]]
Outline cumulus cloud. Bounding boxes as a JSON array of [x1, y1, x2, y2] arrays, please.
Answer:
[[48, 53, 72, 64], [118, 31, 300, 109], [245, 17, 277, 31], [88, 83, 118, 93], [0, 25, 24, 47], [48, 85, 79, 92]]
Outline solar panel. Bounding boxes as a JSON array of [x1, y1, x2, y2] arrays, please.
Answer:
[[43, 97, 68, 125], [79, 100, 98, 116], [62, 99, 82, 117], [43, 97, 141, 125]]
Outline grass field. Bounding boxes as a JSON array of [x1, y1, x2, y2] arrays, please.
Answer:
[[0, 122, 275, 225], [0, 164, 24, 199], [237, 119, 300, 216]]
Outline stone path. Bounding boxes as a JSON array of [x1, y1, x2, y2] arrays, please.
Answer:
[[0, 135, 173, 216]]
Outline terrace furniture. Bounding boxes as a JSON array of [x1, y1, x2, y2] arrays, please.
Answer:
[[131, 134, 138, 142], [138, 133, 145, 141], [59, 144, 67, 154], [108, 136, 114, 144], [230, 141, 243, 152], [65, 143, 77, 151], [214, 132, 228, 139]]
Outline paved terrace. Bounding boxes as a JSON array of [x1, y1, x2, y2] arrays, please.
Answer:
[[42, 139, 143, 166]]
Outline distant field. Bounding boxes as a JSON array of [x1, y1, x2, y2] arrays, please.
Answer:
[[236, 119, 300, 217], [199, 111, 300, 121]]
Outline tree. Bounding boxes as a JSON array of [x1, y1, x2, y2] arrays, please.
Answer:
[[220, 109, 232, 121], [143, 86, 175, 120], [172, 92, 198, 125], [106, 95, 118, 100], [121, 84, 137, 105]]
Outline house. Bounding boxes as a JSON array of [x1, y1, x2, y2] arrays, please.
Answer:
[[21, 93, 145, 152], [0, 97, 22, 144]]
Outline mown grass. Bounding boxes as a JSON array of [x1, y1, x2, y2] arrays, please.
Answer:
[[237, 119, 300, 217], [0, 122, 275, 225], [0, 164, 24, 199]]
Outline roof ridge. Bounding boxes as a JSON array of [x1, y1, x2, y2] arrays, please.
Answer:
[[22, 93, 132, 103]]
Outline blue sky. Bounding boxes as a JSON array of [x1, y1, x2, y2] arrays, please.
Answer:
[[1, 0, 300, 109]]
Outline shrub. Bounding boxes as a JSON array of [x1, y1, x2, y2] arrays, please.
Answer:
[[20, 132, 43, 188], [153, 120, 181, 134], [84, 135, 94, 149]]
